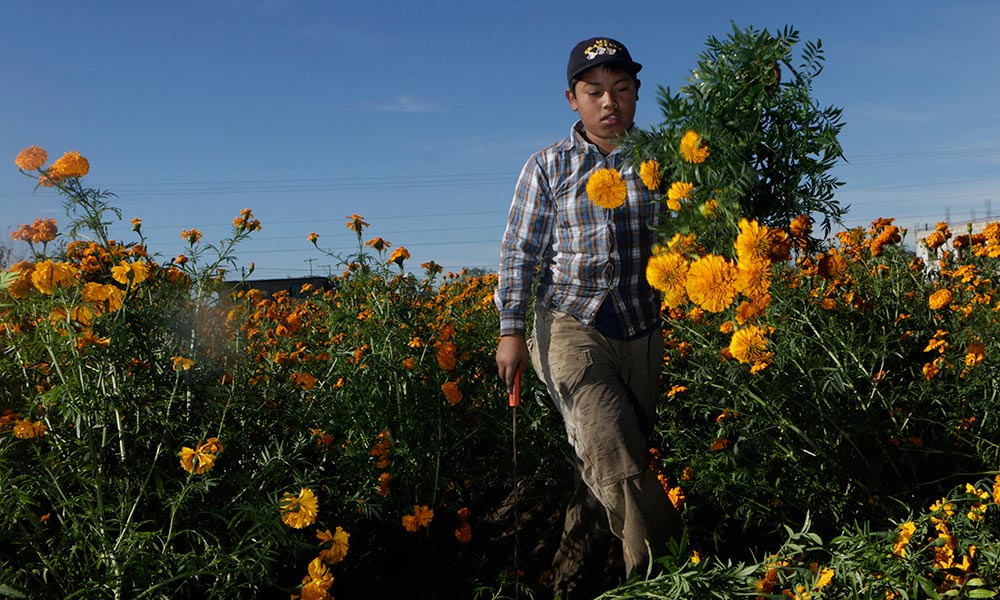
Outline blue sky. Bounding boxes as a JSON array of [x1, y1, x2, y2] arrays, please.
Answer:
[[2, 1, 998, 278]]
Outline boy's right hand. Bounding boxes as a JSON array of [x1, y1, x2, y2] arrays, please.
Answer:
[[496, 334, 529, 393]]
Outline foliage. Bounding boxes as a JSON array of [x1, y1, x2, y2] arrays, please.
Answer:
[[626, 22, 846, 255], [0, 149, 566, 598]]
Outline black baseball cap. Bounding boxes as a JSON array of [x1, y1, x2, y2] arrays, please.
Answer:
[[566, 37, 642, 86]]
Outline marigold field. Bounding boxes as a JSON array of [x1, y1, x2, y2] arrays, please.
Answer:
[[6, 25, 1000, 600]]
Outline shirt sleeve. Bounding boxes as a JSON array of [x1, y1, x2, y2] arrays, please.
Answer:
[[494, 154, 554, 336]]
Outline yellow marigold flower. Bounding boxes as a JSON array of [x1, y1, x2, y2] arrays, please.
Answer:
[[646, 252, 688, 308], [281, 487, 319, 529], [178, 438, 222, 475], [171, 356, 194, 371], [679, 130, 709, 163], [892, 521, 916, 557], [735, 258, 771, 300], [15, 146, 47, 171], [815, 566, 834, 588], [402, 504, 434, 532], [734, 218, 771, 263], [111, 261, 133, 286], [729, 325, 773, 365], [668, 486, 685, 510], [298, 556, 334, 599], [317, 527, 350, 565], [441, 381, 463, 405], [585, 168, 627, 209], [666, 181, 694, 211], [699, 199, 718, 219], [966, 340, 986, 367], [49, 151, 89, 179], [666, 232, 698, 253], [690, 550, 701, 565], [685, 254, 737, 313], [31, 260, 77, 294], [928, 289, 953, 310], [639, 159, 661, 191], [81, 282, 125, 313]]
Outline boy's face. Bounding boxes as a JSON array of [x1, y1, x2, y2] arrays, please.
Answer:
[[566, 65, 638, 154]]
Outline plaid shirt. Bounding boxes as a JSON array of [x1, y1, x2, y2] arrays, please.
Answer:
[[495, 122, 663, 337]]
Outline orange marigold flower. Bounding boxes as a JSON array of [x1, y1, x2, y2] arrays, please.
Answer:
[[346, 214, 369, 233], [685, 254, 737, 313], [639, 159, 661, 191], [710, 437, 730, 451], [402, 504, 434, 532], [586, 168, 627, 209], [666, 181, 694, 211], [892, 521, 916, 556], [455, 522, 473, 544], [291, 372, 318, 390], [178, 438, 223, 474], [679, 130, 709, 163], [280, 487, 319, 529], [50, 150, 89, 179], [928, 289, 953, 310], [436, 341, 458, 371], [31, 260, 77, 294], [180, 229, 202, 244], [15, 146, 47, 171], [441, 380, 463, 405], [789, 214, 812, 240], [31, 218, 58, 243], [729, 325, 773, 365], [377, 472, 392, 496], [13, 419, 47, 439], [365, 236, 390, 251], [387, 246, 410, 268], [308, 232, 319, 243], [646, 251, 688, 308], [317, 527, 350, 565]]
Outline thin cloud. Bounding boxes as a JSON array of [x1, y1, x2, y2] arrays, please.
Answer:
[[358, 96, 443, 113]]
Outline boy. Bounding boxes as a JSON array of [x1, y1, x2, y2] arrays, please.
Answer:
[[494, 37, 681, 597]]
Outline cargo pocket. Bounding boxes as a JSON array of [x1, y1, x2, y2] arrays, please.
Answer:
[[549, 348, 593, 397]]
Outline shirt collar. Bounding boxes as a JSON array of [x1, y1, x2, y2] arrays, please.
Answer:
[[569, 120, 633, 156]]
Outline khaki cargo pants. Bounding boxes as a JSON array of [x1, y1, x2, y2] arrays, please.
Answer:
[[529, 303, 680, 596]]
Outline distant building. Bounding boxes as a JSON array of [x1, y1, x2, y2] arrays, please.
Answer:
[[913, 218, 997, 267]]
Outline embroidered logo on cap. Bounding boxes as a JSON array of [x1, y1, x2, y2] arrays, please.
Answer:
[[584, 39, 622, 61]]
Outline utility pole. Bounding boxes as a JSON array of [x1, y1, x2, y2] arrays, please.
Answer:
[[304, 258, 315, 276]]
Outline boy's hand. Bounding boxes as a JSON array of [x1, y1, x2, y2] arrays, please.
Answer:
[[496, 334, 529, 392]]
